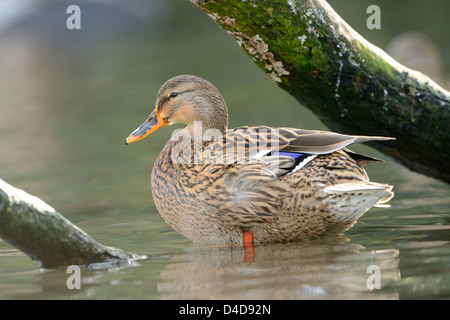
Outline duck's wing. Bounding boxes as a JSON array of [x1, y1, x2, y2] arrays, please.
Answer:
[[203, 126, 393, 175], [280, 127, 394, 154], [201, 126, 394, 225]]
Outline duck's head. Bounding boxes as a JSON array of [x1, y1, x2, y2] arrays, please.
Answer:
[[125, 75, 228, 145]]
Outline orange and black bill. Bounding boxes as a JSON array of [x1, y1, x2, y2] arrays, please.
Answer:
[[125, 110, 168, 145]]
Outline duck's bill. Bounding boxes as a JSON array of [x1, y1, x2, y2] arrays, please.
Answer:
[[125, 110, 168, 145]]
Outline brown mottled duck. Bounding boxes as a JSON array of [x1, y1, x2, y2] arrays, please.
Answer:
[[125, 75, 394, 245]]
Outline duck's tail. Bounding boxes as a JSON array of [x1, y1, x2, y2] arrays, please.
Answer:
[[323, 182, 394, 224]]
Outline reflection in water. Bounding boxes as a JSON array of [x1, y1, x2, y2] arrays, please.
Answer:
[[157, 237, 400, 299], [3, 257, 146, 300]]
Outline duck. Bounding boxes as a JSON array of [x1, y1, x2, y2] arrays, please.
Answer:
[[125, 75, 394, 245]]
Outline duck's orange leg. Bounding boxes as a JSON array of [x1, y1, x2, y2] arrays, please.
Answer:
[[243, 231, 253, 246], [243, 231, 255, 262]]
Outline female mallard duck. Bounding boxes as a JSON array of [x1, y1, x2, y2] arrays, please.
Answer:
[[126, 75, 394, 245]]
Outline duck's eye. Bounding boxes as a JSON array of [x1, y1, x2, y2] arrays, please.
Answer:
[[169, 92, 178, 98]]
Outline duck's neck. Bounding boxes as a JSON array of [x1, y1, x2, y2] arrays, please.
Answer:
[[185, 119, 227, 137], [184, 102, 228, 139], [187, 95, 229, 137]]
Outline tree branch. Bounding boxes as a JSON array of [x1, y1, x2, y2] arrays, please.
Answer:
[[0, 179, 141, 269], [190, 0, 450, 183]]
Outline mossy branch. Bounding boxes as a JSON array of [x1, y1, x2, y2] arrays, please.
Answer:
[[0, 179, 141, 269], [190, 0, 450, 183]]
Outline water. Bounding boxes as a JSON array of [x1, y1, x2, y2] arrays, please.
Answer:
[[0, 0, 449, 300]]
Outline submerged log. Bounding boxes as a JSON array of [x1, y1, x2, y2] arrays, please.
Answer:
[[190, 0, 450, 183], [0, 179, 141, 269]]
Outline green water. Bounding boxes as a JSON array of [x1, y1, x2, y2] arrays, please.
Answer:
[[0, 0, 449, 299]]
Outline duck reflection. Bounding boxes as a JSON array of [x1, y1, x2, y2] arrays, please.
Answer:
[[157, 237, 400, 299]]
